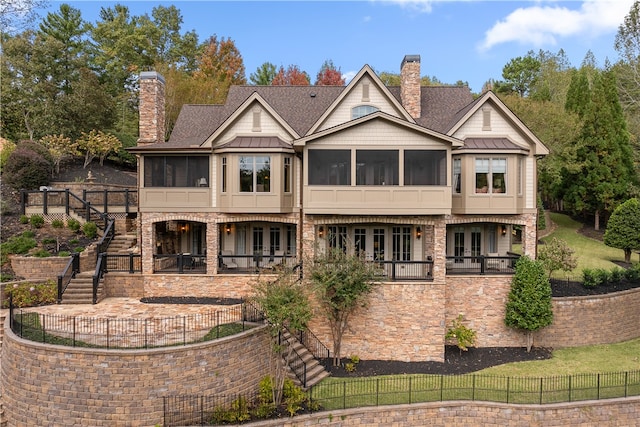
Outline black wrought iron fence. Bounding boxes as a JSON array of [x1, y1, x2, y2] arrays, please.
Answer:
[[9, 303, 261, 349], [163, 370, 640, 426]]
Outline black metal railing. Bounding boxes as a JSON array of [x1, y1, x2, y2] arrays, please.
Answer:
[[373, 260, 434, 281], [57, 253, 80, 303], [163, 370, 640, 426], [103, 253, 142, 273], [294, 328, 331, 360], [9, 303, 257, 349], [446, 255, 520, 275], [279, 328, 308, 388], [217, 253, 298, 273], [97, 219, 115, 255], [153, 253, 207, 274], [20, 188, 137, 217], [82, 188, 137, 214], [92, 253, 107, 304]]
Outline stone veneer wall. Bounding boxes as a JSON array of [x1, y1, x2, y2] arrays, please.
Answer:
[[9, 256, 71, 281], [308, 282, 448, 362], [1, 320, 275, 427], [242, 398, 640, 426]]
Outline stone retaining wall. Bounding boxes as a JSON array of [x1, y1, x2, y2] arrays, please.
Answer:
[[243, 397, 640, 426], [1, 320, 275, 427]]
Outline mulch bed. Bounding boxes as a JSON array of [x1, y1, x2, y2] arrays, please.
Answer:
[[326, 346, 553, 377]]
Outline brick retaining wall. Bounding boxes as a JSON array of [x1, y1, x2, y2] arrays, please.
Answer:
[[1, 320, 275, 427], [243, 397, 640, 426]]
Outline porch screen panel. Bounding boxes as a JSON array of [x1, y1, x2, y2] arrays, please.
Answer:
[[308, 150, 351, 185], [404, 150, 446, 185], [356, 150, 398, 185], [143, 156, 209, 187]]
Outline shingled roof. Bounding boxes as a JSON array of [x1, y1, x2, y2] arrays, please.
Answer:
[[164, 82, 476, 148]]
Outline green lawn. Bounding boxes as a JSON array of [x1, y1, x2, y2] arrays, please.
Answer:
[[542, 213, 630, 277]]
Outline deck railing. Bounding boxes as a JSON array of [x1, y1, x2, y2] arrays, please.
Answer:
[[446, 255, 519, 275]]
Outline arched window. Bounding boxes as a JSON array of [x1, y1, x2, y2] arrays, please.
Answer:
[[351, 105, 379, 119]]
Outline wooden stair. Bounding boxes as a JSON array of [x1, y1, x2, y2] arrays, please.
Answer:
[[281, 330, 330, 389], [60, 272, 104, 304]]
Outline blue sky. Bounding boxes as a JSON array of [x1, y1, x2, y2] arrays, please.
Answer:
[[44, 0, 635, 92]]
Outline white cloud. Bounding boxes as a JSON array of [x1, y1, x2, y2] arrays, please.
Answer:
[[343, 71, 358, 83], [479, 0, 634, 52], [379, 0, 434, 13]]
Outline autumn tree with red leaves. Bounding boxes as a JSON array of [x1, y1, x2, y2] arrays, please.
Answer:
[[272, 64, 310, 85], [315, 59, 345, 85]]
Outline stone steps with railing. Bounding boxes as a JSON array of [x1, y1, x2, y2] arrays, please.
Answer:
[[281, 330, 330, 389], [60, 272, 104, 305]]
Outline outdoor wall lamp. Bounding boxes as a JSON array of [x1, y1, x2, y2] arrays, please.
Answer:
[[501, 225, 507, 236], [416, 226, 422, 239], [226, 224, 231, 235], [318, 226, 324, 238]]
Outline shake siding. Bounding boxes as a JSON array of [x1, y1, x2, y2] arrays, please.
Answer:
[[315, 121, 448, 147], [215, 107, 295, 143], [317, 78, 404, 131]]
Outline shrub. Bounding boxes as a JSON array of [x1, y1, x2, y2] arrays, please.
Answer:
[[29, 214, 45, 228], [2, 280, 57, 308], [0, 273, 15, 282], [22, 230, 35, 238], [0, 234, 37, 263], [594, 268, 611, 286], [582, 269, 603, 288], [69, 238, 79, 245], [445, 314, 478, 354], [283, 378, 307, 417], [82, 221, 98, 238], [33, 249, 51, 258], [67, 218, 81, 232], [51, 219, 64, 228], [2, 147, 51, 190], [58, 251, 71, 257], [74, 247, 85, 253], [0, 139, 16, 168], [42, 237, 57, 245], [344, 354, 360, 372], [19, 215, 29, 224], [255, 376, 276, 419], [625, 263, 640, 282], [610, 267, 625, 284]]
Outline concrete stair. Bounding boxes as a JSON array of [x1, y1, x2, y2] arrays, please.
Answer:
[[60, 272, 104, 304], [281, 330, 330, 389]]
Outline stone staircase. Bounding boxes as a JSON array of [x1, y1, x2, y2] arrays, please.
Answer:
[[60, 272, 104, 304], [105, 234, 137, 254], [281, 330, 330, 389]]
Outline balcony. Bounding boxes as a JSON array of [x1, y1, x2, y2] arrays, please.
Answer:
[[445, 254, 519, 275]]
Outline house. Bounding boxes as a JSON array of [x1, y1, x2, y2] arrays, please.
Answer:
[[129, 55, 549, 361]]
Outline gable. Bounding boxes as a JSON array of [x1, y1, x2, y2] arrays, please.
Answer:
[[315, 75, 409, 132], [204, 98, 297, 148], [450, 93, 549, 156]]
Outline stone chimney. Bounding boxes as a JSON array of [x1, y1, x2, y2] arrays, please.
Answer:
[[400, 55, 421, 119], [138, 71, 165, 146]]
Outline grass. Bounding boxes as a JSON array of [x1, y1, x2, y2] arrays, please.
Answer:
[[542, 213, 629, 276]]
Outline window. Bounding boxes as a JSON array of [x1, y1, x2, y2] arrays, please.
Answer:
[[453, 158, 461, 194], [240, 156, 270, 192], [351, 105, 379, 119], [356, 150, 398, 185], [144, 156, 209, 187], [308, 150, 351, 185], [475, 157, 507, 194], [392, 226, 412, 261], [253, 227, 264, 255], [373, 228, 385, 261], [284, 157, 291, 193], [270, 227, 281, 254], [404, 150, 447, 185], [354, 228, 367, 257], [518, 157, 523, 195], [328, 226, 347, 253], [286, 225, 296, 256], [222, 157, 227, 192]]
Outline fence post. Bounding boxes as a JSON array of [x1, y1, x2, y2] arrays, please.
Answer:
[[20, 190, 26, 215], [106, 318, 110, 349], [539, 377, 543, 404], [103, 189, 108, 213], [42, 314, 46, 343], [86, 201, 91, 222], [125, 189, 130, 214], [65, 189, 70, 215], [129, 253, 135, 274], [8, 294, 13, 331], [597, 373, 600, 400], [42, 188, 48, 215], [568, 375, 572, 402], [57, 275, 63, 303], [480, 255, 486, 275], [73, 316, 76, 347]]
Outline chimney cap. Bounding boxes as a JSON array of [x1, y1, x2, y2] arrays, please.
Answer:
[[401, 55, 421, 68], [140, 71, 165, 84]]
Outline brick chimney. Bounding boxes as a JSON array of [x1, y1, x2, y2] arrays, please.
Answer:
[[138, 71, 165, 146], [400, 55, 421, 119]]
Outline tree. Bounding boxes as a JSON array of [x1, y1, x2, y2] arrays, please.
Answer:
[[0, 0, 48, 34], [505, 256, 553, 352], [193, 35, 246, 102], [315, 60, 345, 85], [604, 198, 640, 263], [500, 55, 541, 97], [39, 134, 78, 175], [272, 65, 310, 86], [38, 3, 90, 93], [562, 68, 637, 229], [537, 237, 578, 279], [251, 268, 312, 405], [249, 62, 277, 85], [309, 248, 380, 366], [76, 130, 122, 168]]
